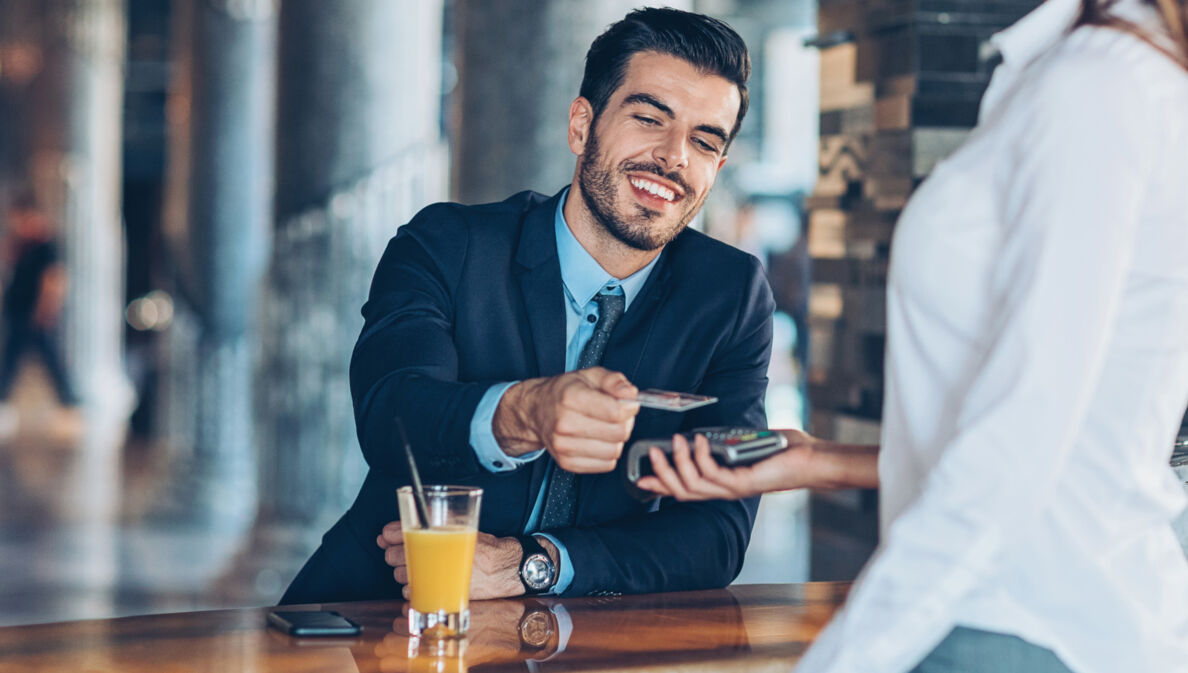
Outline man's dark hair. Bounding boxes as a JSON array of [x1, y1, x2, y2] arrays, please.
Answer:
[[580, 7, 751, 147]]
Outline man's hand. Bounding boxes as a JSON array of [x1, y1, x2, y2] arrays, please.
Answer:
[[493, 366, 640, 473], [379, 522, 553, 600]]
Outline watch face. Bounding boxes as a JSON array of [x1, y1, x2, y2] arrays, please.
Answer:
[[519, 610, 555, 648], [522, 554, 554, 590]]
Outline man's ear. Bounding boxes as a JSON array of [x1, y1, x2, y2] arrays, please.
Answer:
[[568, 97, 594, 156]]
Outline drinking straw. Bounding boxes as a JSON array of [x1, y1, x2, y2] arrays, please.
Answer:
[[396, 417, 431, 529]]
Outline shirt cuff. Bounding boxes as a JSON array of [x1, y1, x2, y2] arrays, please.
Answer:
[[470, 381, 544, 472], [536, 533, 574, 595], [529, 603, 573, 662]]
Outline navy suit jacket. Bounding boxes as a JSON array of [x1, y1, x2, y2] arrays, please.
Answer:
[[305, 189, 774, 599]]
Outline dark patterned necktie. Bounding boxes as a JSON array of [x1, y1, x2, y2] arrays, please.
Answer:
[[540, 291, 626, 529]]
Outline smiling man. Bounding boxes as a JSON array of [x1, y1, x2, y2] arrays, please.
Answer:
[[281, 7, 775, 604]]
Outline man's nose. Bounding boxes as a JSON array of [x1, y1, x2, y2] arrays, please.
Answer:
[[652, 132, 689, 172]]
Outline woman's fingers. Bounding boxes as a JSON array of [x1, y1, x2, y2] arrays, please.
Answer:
[[642, 436, 740, 501]]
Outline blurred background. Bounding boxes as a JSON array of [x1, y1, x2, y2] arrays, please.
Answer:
[[4, 0, 1134, 628], [0, 0, 824, 625]]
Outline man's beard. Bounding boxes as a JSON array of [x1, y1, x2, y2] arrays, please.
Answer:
[[577, 129, 703, 252]]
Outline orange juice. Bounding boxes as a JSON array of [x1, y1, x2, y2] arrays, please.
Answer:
[[404, 526, 478, 614]]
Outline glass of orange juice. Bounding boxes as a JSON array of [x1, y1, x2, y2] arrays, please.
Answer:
[[397, 485, 482, 639]]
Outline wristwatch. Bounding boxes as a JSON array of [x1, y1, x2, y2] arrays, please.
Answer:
[[517, 535, 557, 595], [517, 602, 557, 650]]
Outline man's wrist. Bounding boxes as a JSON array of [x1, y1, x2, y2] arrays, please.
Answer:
[[499, 537, 528, 597], [534, 535, 561, 570], [493, 379, 547, 457], [472, 382, 542, 472]]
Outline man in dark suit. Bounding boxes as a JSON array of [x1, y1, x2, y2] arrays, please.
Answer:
[[281, 7, 774, 604]]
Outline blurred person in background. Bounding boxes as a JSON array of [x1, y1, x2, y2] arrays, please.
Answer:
[[0, 188, 78, 437], [642, 0, 1188, 671]]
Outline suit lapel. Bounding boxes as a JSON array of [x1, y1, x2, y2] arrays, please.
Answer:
[[515, 191, 567, 379], [513, 192, 568, 532]]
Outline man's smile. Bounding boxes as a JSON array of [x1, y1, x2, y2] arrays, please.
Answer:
[[627, 173, 684, 207]]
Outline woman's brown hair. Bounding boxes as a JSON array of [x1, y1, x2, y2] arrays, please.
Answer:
[[1078, 0, 1188, 71]]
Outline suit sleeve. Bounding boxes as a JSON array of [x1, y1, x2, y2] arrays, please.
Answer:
[[549, 257, 775, 596], [350, 203, 493, 482]]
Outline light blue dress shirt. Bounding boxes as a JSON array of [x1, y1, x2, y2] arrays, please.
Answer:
[[468, 188, 659, 594]]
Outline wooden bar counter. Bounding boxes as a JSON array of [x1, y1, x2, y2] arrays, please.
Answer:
[[0, 583, 848, 672]]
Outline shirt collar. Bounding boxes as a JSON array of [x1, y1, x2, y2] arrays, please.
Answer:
[[991, 0, 1082, 68], [554, 187, 659, 310]]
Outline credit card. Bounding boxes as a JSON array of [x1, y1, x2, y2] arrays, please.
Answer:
[[633, 389, 718, 412]]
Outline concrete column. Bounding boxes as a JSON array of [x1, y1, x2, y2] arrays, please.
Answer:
[[24, 0, 130, 421], [155, 0, 276, 525], [230, 0, 446, 600], [0, 0, 129, 620], [0, 2, 38, 187], [452, 0, 687, 203]]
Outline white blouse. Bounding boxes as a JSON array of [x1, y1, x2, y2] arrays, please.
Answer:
[[796, 1, 1188, 672]]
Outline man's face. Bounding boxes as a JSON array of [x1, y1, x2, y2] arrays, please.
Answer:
[[575, 51, 740, 251]]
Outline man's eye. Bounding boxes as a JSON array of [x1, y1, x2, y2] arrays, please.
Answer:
[[634, 115, 659, 125], [694, 138, 720, 154]]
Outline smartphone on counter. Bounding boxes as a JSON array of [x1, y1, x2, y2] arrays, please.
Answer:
[[267, 610, 361, 637]]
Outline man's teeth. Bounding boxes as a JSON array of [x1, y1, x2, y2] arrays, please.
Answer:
[[629, 177, 676, 202]]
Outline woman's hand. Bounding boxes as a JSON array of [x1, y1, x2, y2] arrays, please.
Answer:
[[636, 429, 819, 501]]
